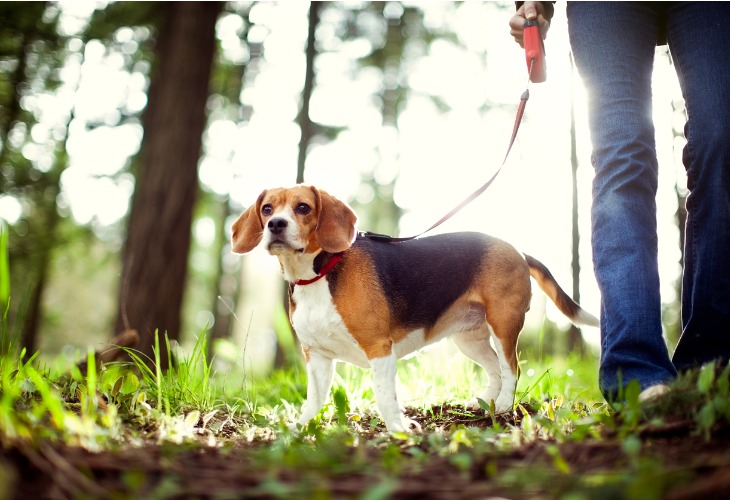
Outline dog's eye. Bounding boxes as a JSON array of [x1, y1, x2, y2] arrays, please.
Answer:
[[261, 204, 273, 216], [296, 203, 311, 215]]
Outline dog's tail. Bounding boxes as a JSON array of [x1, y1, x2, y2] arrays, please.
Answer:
[[524, 254, 599, 327]]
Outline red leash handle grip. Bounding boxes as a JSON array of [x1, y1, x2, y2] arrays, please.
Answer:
[[524, 19, 546, 83]]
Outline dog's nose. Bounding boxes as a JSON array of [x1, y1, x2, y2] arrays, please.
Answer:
[[268, 217, 288, 234]]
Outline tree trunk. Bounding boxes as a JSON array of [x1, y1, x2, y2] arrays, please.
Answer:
[[568, 52, 585, 355], [208, 197, 240, 361], [115, 1, 223, 369], [0, 32, 29, 164], [21, 196, 59, 358], [296, 1, 321, 185]]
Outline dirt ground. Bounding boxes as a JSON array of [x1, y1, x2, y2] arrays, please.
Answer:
[[4, 421, 730, 499]]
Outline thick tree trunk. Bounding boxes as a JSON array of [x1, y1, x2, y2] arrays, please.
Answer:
[[115, 1, 223, 368]]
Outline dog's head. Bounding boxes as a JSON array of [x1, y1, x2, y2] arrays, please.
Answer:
[[231, 185, 357, 256]]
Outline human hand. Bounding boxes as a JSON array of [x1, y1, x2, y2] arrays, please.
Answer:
[[509, 1, 551, 48]]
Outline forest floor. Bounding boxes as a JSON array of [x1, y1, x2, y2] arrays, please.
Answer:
[[3, 336, 730, 499], [4, 401, 730, 499]]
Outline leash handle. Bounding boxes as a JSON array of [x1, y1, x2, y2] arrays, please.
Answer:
[[524, 19, 546, 83]]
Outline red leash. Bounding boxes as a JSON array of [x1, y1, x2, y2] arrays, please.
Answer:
[[362, 38, 544, 243], [360, 21, 546, 244]]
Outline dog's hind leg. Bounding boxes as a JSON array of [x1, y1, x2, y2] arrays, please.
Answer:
[[491, 335, 519, 414], [453, 325, 502, 411], [487, 312, 524, 415]]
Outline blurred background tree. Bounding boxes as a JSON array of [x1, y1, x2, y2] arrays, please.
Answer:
[[111, 1, 223, 369], [1, 2, 83, 356]]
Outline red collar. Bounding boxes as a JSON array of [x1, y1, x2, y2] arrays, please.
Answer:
[[294, 252, 345, 286]]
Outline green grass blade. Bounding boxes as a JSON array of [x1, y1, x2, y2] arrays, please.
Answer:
[[154, 330, 164, 413], [85, 346, 97, 415], [0, 221, 10, 355], [25, 364, 67, 429], [0, 220, 9, 307]]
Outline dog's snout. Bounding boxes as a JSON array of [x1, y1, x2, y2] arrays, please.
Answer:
[[268, 217, 288, 234]]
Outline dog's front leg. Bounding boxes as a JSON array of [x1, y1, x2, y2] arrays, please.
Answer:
[[297, 349, 335, 428], [370, 350, 411, 433]]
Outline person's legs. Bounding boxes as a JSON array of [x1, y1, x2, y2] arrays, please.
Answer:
[[567, 2, 677, 398], [666, 3, 730, 371]]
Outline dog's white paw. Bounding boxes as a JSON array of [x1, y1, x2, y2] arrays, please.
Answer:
[[384, 416, 422, 434], [465, 398, 486, 412], [493, 396, 514, 414], [403, 417, 422, 433], [466, 396, 501, 412], [286, 421, 300, 434], [465, 395, 513, 415]]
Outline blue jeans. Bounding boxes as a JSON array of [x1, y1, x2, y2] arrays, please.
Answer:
[[567, 2, 730, 398]]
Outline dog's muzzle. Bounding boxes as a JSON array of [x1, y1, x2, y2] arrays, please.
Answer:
[[266, 217, 304, 254], [268, 217, 288, 234]]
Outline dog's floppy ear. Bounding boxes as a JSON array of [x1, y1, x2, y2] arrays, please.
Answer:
[[312, 186, 357, 253], [231, 191, 266, 254]]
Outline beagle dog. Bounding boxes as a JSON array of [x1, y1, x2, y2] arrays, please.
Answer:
[[232, 185, 598, 432]]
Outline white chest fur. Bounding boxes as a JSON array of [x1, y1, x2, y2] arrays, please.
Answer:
[[291, 280, 370, 368]]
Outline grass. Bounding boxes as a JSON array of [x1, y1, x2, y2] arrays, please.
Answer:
[[2, 316, 730, 498], [7, 330, 601, 444], [1, 220, 11, 356]]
